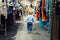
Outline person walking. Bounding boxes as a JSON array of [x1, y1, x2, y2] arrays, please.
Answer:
[[25, 9, 34, 33]]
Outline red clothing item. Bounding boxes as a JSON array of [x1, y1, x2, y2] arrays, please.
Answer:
[[36, 11, 39, 18]]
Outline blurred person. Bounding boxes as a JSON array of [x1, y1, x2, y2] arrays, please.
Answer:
[[25, 9, 34, 32]]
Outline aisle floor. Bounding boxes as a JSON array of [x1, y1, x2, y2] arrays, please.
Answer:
[[0, 17, 50, 40]]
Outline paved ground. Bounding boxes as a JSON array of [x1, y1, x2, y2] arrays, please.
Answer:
[[0, 0, 50, 40], [0, 23, 50, 40], [0, 19, 50, 40]]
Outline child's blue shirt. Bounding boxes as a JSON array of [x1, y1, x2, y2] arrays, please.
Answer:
[[26, 15, 34, 23]]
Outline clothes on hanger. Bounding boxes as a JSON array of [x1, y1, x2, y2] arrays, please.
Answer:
[[1, 14, 5, 29], [7, 13, 14, 26]]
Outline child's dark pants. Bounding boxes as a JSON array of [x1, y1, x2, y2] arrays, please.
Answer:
[[27, 22, 33, 31]]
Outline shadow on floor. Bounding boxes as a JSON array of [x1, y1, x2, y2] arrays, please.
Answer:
[[0, 23, 23, 40]]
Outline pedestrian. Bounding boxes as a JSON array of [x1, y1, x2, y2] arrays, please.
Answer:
[[25, 9, 34, 33]]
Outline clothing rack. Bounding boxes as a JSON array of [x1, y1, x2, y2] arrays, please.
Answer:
[[0, 10, 7, 35], [0, 0, 7, 35], [0, 0, 22, 35], [37, 0, 50, 32]]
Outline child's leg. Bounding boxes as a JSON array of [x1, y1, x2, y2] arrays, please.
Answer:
[[29, 22, 33, 31], [27, 23, 30, 31]]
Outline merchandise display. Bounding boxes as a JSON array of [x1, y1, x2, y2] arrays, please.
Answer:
[[0, 0, 7, 35], [35, 0, 52, 33], [0, 0, 23, 35]]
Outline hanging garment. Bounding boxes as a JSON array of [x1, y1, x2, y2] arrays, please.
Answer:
[[36, 11, 39, 20], [42, 8, 49, 26], [46, 11, 49, 17], [41, 0, 46, 21], [38, 0, 43, 27], [39, 18, 43, 27], [42, 20, 49, 26], [7, 6, 13, 14], [56, 2, 60, 15], [7, 7, 11, 14], [40, 7, 42, 18], [39, 7, 43, 26], [42, 12, 45, 21], [45, 0, 49, 17], [12, 0, 15, 2], [7, 13, 14, 26], [1, 14, 5, 28], [19, 9, 22, 15], [15, 9, 20, 20], [17, 10, 20, 20], [1, 14, 5, 25], [42, 8, 47, 21]]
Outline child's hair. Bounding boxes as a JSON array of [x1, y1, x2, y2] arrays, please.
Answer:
[[28, 9, 33, 14]]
